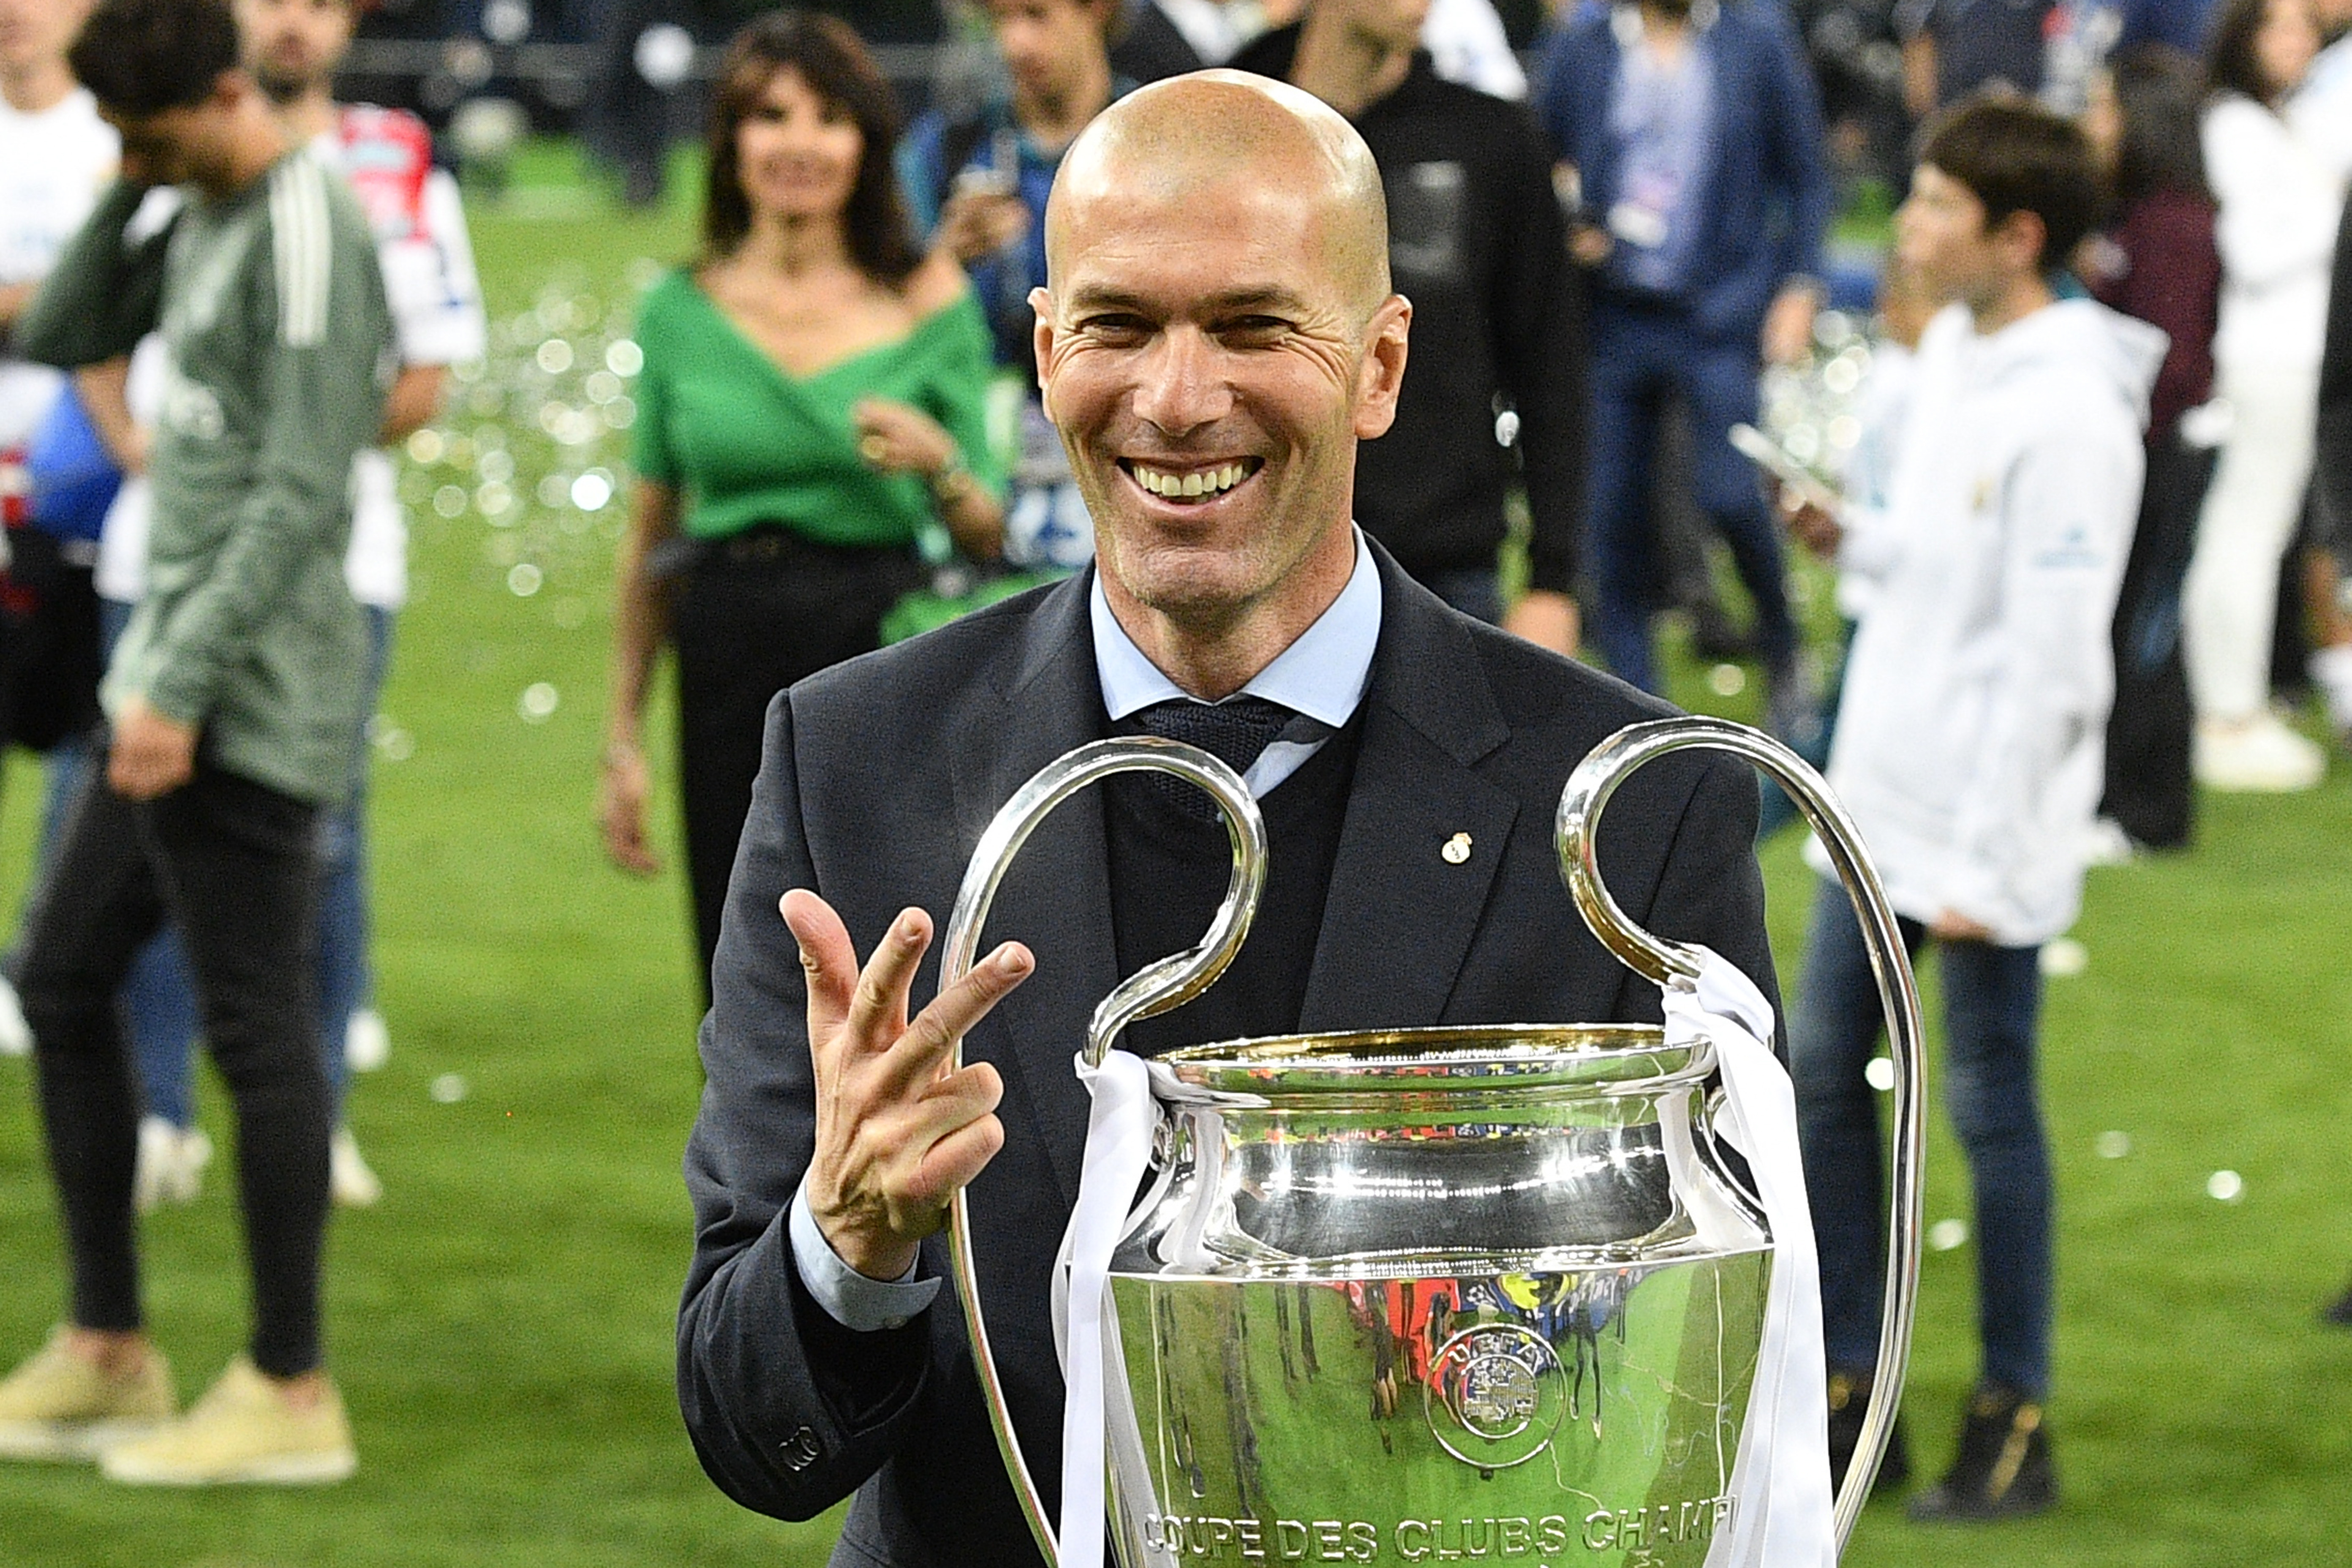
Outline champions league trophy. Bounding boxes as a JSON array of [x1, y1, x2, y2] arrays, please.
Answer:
[[940, 719, 1925, 1568]]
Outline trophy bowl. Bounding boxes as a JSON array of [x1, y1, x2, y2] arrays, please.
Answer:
[[1108, 1023, 1770, 1566], [940, 719, 1925, 1568]]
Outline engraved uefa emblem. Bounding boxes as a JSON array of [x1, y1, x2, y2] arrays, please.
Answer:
[[1426, 1323, 1568, 1468]]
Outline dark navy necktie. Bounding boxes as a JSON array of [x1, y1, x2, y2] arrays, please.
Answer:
[[1128, 696, 1293, 820]]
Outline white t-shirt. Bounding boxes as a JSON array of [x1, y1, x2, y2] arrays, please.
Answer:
[[97, 106, 487, 609], [0, 88, 118, 447], [2202, 93, 2345, 374]]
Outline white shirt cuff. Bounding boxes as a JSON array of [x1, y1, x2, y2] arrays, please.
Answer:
[[787, 1177, 941, 1332]]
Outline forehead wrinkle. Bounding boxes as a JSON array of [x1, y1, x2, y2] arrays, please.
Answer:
[[1063, 280, 1320, 317]]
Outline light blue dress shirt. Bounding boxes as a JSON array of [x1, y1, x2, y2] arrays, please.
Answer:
[[790, 530, 1383, 1331]]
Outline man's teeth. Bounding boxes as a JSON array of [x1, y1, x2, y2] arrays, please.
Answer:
[[1132, 462, 1250, 499]]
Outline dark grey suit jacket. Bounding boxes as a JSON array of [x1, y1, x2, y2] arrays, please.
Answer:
[[678, 551, 1778, 1567]]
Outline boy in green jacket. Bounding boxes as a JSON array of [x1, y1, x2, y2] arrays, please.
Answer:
[[0, 0, 389, 1484]]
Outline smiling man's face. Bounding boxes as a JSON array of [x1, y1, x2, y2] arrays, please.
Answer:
[[1032, 83, 1409, 637]]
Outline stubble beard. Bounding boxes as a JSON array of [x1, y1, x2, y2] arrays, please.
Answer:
[[253, 61, 319, 107]]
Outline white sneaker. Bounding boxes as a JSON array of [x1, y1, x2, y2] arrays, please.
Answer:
[[0, 975, 31, 1057], [0, 1328, 176, 1461], [133, 1118, 213, 1214], [98, 1357, 354, 1486], [329, 1126, 381, 1209], [343, 1008, 390, 1074], [2194, 714, 2326, 792]]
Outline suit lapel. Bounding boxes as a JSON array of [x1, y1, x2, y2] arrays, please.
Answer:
[[1301, 551, 1520, 1033], [950, 575, 1115, 1211]]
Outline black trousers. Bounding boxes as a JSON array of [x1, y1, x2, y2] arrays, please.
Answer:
[[672, 528, 923, 997], [16, 761, 329, 1377], [2102, 434, 2215, 850]]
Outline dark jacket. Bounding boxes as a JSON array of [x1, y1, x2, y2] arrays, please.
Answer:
[[1109, 0, 1205, 83], [676, 549, 1778, 1567], [1228, 29, 1588, 592], [1535, 0, 1833, 345]]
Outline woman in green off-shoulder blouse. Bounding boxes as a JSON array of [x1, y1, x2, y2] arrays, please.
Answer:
[[601, 12, 1005, 991]]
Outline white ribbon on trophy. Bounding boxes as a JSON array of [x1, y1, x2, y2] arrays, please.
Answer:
[[1666, 947, 1837, 1568], [1057, 1046, 1154, 1568], [1054, 945, 1835, 1568]]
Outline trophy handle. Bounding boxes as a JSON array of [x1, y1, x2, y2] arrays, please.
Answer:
[[1554, 716, 1926, 1557], [937, 737, 1269, 1566]]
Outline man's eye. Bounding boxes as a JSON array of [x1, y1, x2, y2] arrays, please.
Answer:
[[1221, 317, 1289, 343], [1082, 316, 1151, 341]]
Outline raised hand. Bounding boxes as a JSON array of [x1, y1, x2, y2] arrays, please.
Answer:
[[784, 889, 1034, 1281]]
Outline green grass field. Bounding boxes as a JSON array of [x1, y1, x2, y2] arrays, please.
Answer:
[[1, 154, 2349, 1566]]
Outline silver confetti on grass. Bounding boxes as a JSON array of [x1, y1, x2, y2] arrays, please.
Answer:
[[396, 278, 641, 629]]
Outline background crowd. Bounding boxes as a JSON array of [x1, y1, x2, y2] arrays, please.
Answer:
[[0, 0, 2344, 1555]]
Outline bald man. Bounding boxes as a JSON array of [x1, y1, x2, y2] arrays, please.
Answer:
[[677, 72, 1776, 1567]]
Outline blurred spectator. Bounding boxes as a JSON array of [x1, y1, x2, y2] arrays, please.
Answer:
[[0, 0, 112, 1068], [2293, 0, 2352, 167], [2078, 44, 2221, 847], [1108, 0, 1209, 78], [1536, 0, 1830, 713], [2042, 0, 2126, 112], [2180, 0, 2340, 789], [602, 13, 1005, 992], [2119, 0, 2222, 49], [0, 0, 114, 805], [83, 0, 493, 1211], [1236, 0, 1587, 649], [1898, 0, 2056, 116], [1421, 0, 1527, 95], [2287, 0, 2352, 741], [1792, 0, 1914, 193], [0, 0, 393, 1483], [1149, 0, 1527, 89], [1153, 0, 1293, 60], [1786, 99, 2157, 1520], [584, 0, 677, 205], [901, 0, 1126, 572], [2315, 126, 2352, 755]]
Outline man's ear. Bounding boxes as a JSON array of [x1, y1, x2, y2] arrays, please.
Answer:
[[1992, 207, 2050, 280], [1350, 293, 1412, 441], [1030, 286, 1058, 426]]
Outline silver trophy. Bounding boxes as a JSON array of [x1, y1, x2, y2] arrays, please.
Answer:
[[940, 718, 1925, 1566]]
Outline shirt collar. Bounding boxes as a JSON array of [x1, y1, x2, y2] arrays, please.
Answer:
[[1090, 528, 1381, 727]]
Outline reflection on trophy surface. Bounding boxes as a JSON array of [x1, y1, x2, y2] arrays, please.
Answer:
[[1104, 1029, 1771, 1567]]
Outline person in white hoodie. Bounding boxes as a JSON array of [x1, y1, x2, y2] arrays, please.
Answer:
[[1781, 98, 2162, 1522]]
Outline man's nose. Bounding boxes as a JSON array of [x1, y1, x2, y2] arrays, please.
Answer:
[[1130, 327, 1232, 436]]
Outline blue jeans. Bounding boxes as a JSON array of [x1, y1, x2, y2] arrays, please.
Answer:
[[56, 600, 392, 1128], [1584, 297, 1797, 694], [1789, 877, 2053, 1397]]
